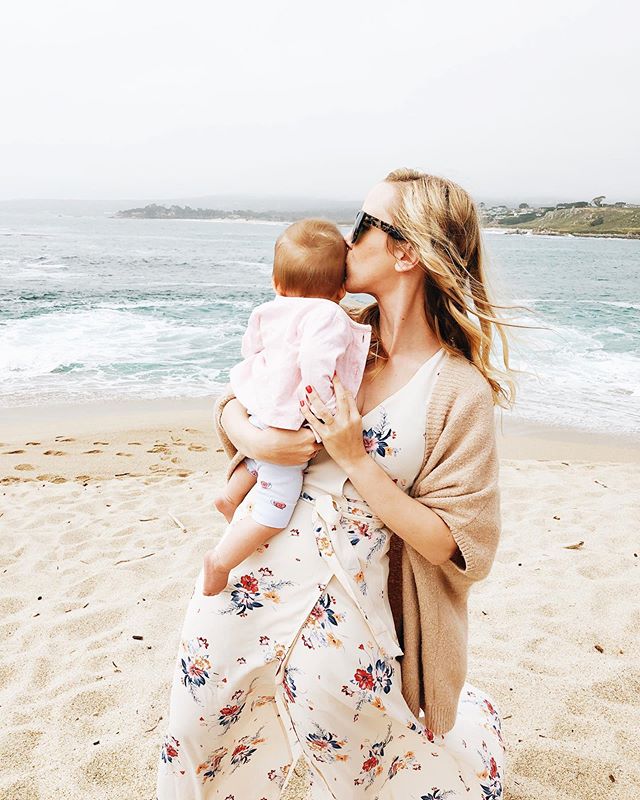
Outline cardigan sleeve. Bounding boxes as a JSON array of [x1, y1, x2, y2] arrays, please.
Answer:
[[213, 388, 247, 481], [412, 380, 501, 582]]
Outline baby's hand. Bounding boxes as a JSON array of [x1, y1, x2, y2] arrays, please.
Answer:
[[202, 548, 231, 596]]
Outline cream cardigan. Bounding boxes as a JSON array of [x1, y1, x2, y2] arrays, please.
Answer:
[[213, 350, 501, 734]]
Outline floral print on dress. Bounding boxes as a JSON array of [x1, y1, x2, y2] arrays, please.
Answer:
[[462, 688, 505, 751], [282, 665, 299, 704], [477, 738, 504, 799], [362, 409, 401, 459], [354, 723, 393, 789], [216, 685, 251, 733], [387, 749, 422, 780], [342, 641, 394, 720], [267, 763, 290, 790], [305, 723, 349, 763], [160, 734, 184, 776], [300, 591, 346, 650], [420, 789, 457, 800], [218, 568, 293, 617], [258, 634, 287, 664], [196, 745, 228, 783], [343, 514, 388, 565], [229, 726, 267, 772], [180, 636, 215, 704]]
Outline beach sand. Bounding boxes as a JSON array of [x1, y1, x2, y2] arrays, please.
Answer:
[[0, 397, 639, 799]]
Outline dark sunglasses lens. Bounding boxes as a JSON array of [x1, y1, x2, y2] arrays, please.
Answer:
[[351, 211, 365, 243]]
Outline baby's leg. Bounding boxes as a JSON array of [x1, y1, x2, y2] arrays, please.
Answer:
[[204, 461, 307, 594], [203, 515, 283, 595], [213, 459, 258, 523]]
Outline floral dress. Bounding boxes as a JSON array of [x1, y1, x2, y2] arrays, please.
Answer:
[[156, 349, 506, 800]]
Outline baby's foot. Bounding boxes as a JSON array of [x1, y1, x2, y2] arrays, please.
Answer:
[[213, 491, 238, 523]]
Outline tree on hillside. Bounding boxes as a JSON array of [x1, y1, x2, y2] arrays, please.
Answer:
[[519, 202, 529, 209], [591, 195, 606, 207]]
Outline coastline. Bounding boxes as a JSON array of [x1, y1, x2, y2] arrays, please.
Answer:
[[1, 396, 639, 798], [483, 225, 640, 240], [1, 396, 639, 487]]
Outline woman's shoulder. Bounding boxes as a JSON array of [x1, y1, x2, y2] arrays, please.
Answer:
[[437, 350, 493, 404]]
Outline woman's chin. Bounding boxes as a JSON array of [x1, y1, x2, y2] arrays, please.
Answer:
[[345, 275, 359, 295]]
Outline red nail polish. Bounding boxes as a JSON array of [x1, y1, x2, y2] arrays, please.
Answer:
[[300, 399, 304, 406], [305, 385, 312, 393]]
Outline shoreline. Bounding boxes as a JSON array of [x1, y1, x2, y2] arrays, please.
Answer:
[[108, 215, 640, 239], [483, 225, 640, 240], [1, 396, 638, 489]]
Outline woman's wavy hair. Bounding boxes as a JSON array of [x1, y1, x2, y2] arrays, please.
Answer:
[[346, 168, 527, 408]]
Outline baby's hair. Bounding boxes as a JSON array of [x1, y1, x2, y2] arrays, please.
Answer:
[[273, 219, 347, 299]]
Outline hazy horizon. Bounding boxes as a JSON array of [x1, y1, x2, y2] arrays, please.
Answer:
[[1, 190, 636, 214], [1, 0, 638, 203]]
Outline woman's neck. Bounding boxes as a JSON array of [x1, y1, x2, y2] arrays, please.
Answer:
[[374, 283, 439, 362]]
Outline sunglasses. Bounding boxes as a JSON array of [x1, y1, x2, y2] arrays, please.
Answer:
[[350, 210, 405, 245]]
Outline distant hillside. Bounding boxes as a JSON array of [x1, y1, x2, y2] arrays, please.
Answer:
[[493, 206, 640, 238], [115, 203, 356, 225]]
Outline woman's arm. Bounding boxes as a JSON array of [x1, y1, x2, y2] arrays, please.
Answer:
[[302, 374, 499, 577], [338, 452, 458, 565], [220, 398, 323, 466], [300, 378, 456, 564]]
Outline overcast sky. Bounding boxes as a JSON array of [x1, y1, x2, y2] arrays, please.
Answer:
[[1, 0, 638, 204]]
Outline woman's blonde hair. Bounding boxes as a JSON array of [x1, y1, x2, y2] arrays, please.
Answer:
[[274, 218, 347, 299], [347, 168, 522, 408]]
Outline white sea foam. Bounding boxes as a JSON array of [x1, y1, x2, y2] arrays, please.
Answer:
[[2, 211, 638, 434]]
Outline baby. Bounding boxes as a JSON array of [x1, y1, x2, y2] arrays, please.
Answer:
[[204, 218, 372, 594]]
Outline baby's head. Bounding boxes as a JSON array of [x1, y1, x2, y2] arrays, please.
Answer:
[[273, 219, 347, 302]]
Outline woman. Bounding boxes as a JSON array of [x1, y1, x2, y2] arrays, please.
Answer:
[[156, 168, 514, 799]]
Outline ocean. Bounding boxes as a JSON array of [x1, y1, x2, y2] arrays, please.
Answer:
[[1, 210, 639, 436]]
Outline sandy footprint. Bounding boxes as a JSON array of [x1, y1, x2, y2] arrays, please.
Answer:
[[14, 463, 35, 471], [115, 452, 133, 457], [35, 474, 67, 484], [3, 449, 25, 454], [83, 449, 103, 454], [93, 441, 109, 445], [63, 687, 118, 721], [55, 436, 75, 442], [590, 670, 640, 706], [0, 596, 27, 615], [188, 443, 207, 451], [25, 441, 41, 446], [147, 444, 170, 453], [43, 450, 66, 456]]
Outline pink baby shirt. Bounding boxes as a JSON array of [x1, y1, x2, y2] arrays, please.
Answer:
[[229, 295, 372, 431]]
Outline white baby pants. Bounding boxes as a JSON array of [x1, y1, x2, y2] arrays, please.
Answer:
[[242, 414, 309, 529]]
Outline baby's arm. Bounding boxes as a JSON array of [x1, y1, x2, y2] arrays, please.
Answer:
[[298, 306, 351, 411], [240, 307, 264, 358]]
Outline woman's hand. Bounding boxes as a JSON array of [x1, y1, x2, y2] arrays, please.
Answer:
[[221, 398, 323, 466], [301, 374, 368, 473]]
